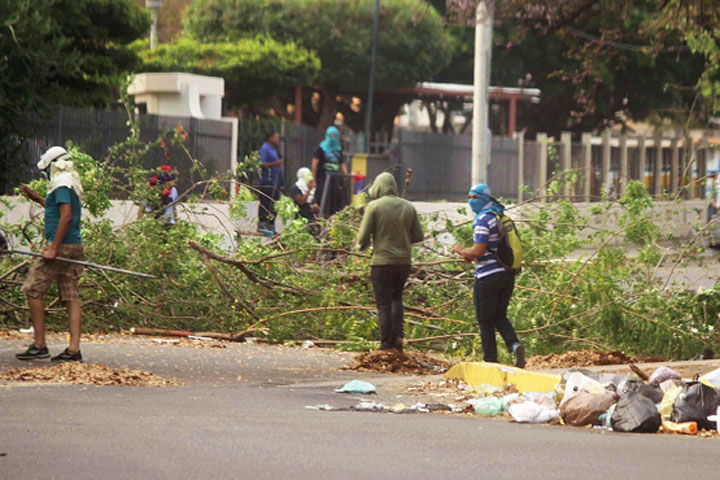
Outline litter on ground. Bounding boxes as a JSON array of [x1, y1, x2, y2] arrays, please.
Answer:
[[318, 357, 720, 437], [0, 362, 183, 387], [334, 379, 377, 394], [341, 350, 453, 375]]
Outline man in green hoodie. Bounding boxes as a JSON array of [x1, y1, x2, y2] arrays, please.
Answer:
[[356, 172, 424, 351]]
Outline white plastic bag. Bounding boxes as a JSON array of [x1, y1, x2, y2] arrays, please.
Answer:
[[508, 401, 559, 423], [560, 372, 605, 407], [700, 367, 720, 388]]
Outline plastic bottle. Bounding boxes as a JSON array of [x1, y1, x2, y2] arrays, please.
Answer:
[[662, 421, 698, 434]]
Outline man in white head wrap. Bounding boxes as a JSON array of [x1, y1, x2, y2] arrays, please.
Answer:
[[17, 146, 86, 362]]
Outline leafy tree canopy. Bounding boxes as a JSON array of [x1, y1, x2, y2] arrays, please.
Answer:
[[434, 1, 720, 136], [493, 0, 720, 134], [182, 0, 452, 129], [1, 0, 150, 123], [138, 37, 321, 110], [0, 0, 150, 187]]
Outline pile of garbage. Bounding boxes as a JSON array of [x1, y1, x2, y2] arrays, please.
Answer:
[[461, 364, 720, 435]]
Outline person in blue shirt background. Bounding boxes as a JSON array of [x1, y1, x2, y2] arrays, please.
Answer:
[[257, 130, 284, 233], [452, 183, 525, 368]]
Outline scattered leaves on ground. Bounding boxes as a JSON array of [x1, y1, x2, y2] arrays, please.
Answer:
[[341, 350, 454, 375], [0, 362, 183, 387], [525, 350, 662, 370], [0, 330, 227, 348]]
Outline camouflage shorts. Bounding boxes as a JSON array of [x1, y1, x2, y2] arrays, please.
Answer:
[[21, 243, 85, 302]]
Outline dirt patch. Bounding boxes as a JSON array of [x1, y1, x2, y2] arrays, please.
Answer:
[[526, 350, 662, 370], [0, 362, 183, 387], [341, 350, 454, 375]]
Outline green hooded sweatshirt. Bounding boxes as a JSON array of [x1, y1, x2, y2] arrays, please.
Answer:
[[356, 172, 424, 266]]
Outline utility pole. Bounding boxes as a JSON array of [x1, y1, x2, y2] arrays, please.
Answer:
[[146, 1, 162, 50], [471, 1, 493, 185], [364, 0, 380, 153]]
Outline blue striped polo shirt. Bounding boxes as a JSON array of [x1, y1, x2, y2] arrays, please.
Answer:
[[473, 213, 505, 279]]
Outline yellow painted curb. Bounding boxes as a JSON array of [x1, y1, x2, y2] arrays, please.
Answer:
[[445, 362, 561, 393]]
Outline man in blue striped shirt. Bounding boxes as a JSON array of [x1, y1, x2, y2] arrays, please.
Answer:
[[452, 183, 525, 368]]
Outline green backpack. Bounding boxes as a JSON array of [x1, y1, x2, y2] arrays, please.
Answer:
[[491, 213, 523, 272]]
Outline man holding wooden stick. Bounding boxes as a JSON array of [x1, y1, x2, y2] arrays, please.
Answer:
[[15, 146, 85, 362]]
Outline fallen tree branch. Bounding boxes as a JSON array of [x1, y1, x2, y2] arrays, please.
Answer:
[[188, 240, 313, 297], [198, 252, 259, 320], [130, 327, 247, 342], [0, 260, 29, 281], [405, 332, 478, 343]]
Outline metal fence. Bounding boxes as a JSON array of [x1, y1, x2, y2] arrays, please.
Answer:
[[528, 132, 710, 202], [5, 107, 712, 204], [2, 106, 235, 196], [397, 129, 521, 201]]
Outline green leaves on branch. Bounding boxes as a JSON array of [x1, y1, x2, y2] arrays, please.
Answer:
[[183, 0, 452, 92], [138, 37, 320, 109]]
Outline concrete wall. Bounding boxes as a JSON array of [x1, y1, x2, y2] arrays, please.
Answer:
[[1, 196, 708, 251]]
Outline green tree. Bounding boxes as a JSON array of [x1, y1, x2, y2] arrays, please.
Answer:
[[494, 0, 714, 135], [434, 1, 720, 136], [138, 37, 321, 111], [0, 0, 150, 186], [183, 0, 452, 132]]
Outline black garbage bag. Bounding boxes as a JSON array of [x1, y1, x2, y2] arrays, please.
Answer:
[[617, 379, 664, 404], [611, 391, 661, 433], [671, 382, 720, 430]]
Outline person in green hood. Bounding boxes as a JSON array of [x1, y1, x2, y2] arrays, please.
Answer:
[[356, 172, 424, 351]]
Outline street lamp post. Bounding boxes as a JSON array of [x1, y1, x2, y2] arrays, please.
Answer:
[[146, 0, 162, 50]]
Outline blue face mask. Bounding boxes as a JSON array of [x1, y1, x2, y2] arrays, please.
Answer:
[[469, 197, 484, 213], [468, 183, 504, 216]]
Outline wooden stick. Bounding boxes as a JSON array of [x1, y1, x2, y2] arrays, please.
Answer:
[[198, 252, 260, 320], [0, 260, 29, 281], [130, 327, 244, 342]]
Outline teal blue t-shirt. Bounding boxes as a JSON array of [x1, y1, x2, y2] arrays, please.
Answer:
[[45, 186, 82, 244]]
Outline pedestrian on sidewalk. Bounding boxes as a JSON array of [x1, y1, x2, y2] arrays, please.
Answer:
[[16, 146, 85, 362], [452, 183, 525, 368], [257, 130, 284, 234], [356, 173, 424, 351]]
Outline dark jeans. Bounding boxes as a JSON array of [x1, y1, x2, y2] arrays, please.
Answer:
[[317, 175, 348, 217], [473, 270, 520, 363], [257, 184, 281, 229], [370, 265, 411, 350]]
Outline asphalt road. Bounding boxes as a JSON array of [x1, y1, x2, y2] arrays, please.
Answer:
[[2, 337, 720, 479]]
